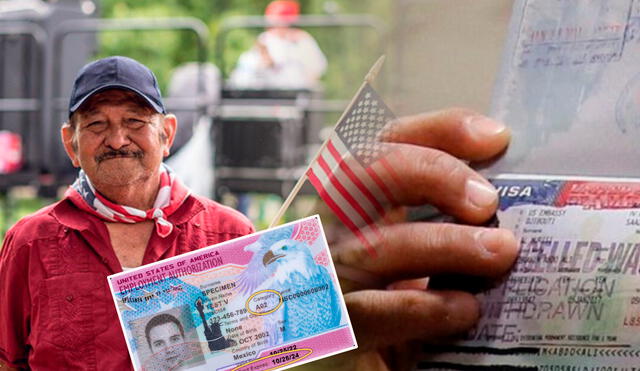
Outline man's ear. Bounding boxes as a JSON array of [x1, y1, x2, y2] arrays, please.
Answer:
[[61, 123, 80, 167], [162, 114, 178, 157]]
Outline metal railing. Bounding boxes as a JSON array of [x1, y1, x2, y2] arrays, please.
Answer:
[[0, 21, 47, 188], [44, 17, 211, 183]]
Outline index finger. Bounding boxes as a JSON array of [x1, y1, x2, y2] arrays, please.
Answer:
[[383, 108, 510, 162]]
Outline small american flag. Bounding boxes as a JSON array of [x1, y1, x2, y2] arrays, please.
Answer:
[[307, 82, 397, 256]]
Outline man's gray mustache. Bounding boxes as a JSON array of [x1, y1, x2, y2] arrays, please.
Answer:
[[95, 150, 144, 162]]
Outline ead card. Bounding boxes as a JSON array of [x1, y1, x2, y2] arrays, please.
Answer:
[[108, 215, 357, 371]]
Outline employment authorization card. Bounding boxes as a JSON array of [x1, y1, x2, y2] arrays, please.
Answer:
[[108, 215, 357, 371]]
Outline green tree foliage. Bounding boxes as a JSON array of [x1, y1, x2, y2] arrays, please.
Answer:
[[97, 0, 391, 101]]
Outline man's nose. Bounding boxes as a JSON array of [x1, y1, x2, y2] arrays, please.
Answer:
[[103, 124, 131, 149]]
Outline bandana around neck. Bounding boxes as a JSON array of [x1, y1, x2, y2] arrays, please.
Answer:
[[65, 164, 190, 238]]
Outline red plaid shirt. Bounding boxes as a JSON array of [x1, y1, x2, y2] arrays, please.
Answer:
[[0, 195, 254, 370]]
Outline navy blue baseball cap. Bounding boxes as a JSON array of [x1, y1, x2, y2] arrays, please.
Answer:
[[68, 56, 166, 118]]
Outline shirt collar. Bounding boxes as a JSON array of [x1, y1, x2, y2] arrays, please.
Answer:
[[52, 194, 205, 232]]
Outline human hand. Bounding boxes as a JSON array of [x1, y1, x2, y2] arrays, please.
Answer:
[[0, 360, 18, 370], [303, 108, 519, 370], [255, 41, 275, 68]]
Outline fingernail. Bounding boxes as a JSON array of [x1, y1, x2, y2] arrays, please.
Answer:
[[465, 116, 506, 139], [379, 119, 401, 141], [476, 229, 506, 254], [466, 178, 497, 209]]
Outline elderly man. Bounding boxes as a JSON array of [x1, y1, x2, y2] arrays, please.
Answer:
[[0, 56, 254, 370], [0, 56, 518, 370]]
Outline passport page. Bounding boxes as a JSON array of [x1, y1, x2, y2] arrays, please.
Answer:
[[418, 177, 640, 369], [416, 2, 640, 368], [485, 0, 640, 178]]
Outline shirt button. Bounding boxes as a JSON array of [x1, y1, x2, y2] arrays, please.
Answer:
[[66, 295, 74, 302], [102, 258, 108, 264]]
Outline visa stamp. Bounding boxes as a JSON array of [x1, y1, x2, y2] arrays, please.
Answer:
[[418, 177, 640, 369], [108, 215, 357, 371]]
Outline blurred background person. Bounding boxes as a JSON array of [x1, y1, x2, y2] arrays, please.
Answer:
[[229, 0, 327, 90], [165, 62, 221, 198]]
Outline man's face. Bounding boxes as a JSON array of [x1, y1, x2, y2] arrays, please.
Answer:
[[61, 89, 176, 189], [149, 322, 186, 368]]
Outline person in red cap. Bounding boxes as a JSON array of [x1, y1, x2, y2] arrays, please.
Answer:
[[230, 0, 328, 89], [265, 0, 300, 24]]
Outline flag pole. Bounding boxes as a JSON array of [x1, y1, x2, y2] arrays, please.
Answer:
[[269, 55, 386, 228]]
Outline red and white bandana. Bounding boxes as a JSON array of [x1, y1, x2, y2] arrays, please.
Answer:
[[66, 164, 190, 238]]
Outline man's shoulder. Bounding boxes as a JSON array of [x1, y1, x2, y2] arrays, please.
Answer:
[[187, 195, 255, 236], [3, 201, 66, 249]]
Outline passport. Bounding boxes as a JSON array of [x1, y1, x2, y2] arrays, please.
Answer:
[[417, 0, 640, 368]]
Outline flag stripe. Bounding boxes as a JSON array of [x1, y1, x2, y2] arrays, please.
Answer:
[[317, 155, 367, 223], [310, 159, 384, 242], [329, 144, 397, 225], [307, 168, 377, 255], [331, 137, 392, 208], [312, 167, 382, 252], [310, 161, 368, 228], [320, 148, 388, 225], [379, 156, 403, 192], [365, 166, 397, 205], [327, 140, 388, 217], [319, 146, 381, 224]]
